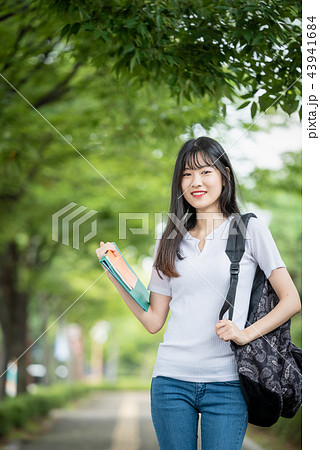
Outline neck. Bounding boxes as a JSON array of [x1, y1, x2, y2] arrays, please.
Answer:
[[193, 209, 227, 235]]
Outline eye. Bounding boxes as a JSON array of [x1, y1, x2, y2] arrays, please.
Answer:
[[182, 170, 212, 177]]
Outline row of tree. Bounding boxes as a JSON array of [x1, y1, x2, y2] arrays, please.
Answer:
[[0, 0, 301, 397]]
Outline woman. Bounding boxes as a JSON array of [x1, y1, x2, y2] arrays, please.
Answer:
[[96, 137, 301, 450]]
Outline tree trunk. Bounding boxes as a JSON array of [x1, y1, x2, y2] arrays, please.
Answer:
[[0, 241, 28, 398]]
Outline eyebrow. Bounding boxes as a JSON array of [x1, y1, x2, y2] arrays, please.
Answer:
[[183, 165, 212, 171]]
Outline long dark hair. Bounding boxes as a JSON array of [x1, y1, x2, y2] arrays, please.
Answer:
[[154, 137, 243, 279]]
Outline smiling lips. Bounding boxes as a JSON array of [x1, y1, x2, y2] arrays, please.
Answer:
[[191, 191, 207, 197]]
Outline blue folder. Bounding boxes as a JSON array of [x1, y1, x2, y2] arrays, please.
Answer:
[[100, 242, 150, 312]]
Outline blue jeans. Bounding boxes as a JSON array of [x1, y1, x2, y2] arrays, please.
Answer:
[[150, 376, 248, 450]]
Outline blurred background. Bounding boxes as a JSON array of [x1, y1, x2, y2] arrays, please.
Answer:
[[0, 1, 301, 449]]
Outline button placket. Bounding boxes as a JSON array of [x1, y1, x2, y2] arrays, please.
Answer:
[[195, 382, 206, 406]]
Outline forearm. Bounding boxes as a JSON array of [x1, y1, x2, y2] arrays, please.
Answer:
[[244, 296, 301, 343], [103, 268, 154, 333]]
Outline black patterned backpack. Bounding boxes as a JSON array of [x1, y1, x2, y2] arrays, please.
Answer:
[[219, 212, 302, 427]]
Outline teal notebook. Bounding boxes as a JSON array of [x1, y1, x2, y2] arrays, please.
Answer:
[[99, 242, 150, 312]]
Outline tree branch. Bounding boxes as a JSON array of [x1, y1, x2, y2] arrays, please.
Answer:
[[33, 62, 82, 108], [0, 3, 30, 23], [2, 25, 31, 72]]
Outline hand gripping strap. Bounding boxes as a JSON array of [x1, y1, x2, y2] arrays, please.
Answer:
[[218, 213, 257, 321]]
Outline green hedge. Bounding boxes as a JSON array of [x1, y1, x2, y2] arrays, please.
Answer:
[[271, 407, 302, 447], [0, 383, 91, 437], [0, 377, 151, 438]]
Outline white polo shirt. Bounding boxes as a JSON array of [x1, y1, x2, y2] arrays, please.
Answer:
[[147, 213, 287, 382]]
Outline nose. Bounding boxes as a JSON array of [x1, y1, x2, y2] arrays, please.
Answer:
[[191, 174, 203, 188]]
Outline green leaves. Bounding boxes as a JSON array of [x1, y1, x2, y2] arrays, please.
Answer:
[[70, 22, 81, 35], [280, 99, 300, 116], [259, 93, 276, 112], [124, 17, 138, 29], [60, 24, 70, 39], [237, 100, 251, 110], [43, 0, 302, 116], [60, 22, 81, 41], [251, 102, 257, 119]]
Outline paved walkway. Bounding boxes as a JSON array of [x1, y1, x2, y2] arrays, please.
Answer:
[[5, 391, 264, 450]]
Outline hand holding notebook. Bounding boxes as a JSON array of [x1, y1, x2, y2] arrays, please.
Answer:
[[97, 241, 150, 311]]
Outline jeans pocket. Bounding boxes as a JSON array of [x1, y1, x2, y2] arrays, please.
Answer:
[[151, 376, 171, 396]]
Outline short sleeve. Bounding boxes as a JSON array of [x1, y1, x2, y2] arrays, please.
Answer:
[[147, 235, 172, 297], [246, 216, 287, 279]]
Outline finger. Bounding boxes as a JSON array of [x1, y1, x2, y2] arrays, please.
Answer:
[[216, 326, 225, 335], [102, 244, 118, 256], [216, 320, 226, 328], [100, 242, 112, 251], [96, 245, 108, 258], [218, 331, 229, 341]]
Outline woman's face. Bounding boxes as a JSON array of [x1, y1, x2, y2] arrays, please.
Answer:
[[181, 153, 225, 213]]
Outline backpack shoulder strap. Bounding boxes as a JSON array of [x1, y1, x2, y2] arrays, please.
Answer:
[[219, 212, 257, 321]]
